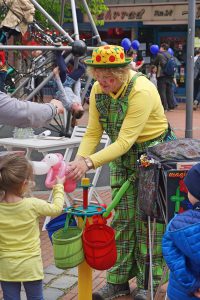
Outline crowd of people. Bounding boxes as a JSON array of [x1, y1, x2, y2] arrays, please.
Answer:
[[0, 42, 200, 300]]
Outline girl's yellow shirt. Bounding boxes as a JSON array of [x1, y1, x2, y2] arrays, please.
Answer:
[[0, 184, 64, 281]]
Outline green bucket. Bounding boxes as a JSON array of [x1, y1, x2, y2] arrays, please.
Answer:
[[52, 215, 84, 269]]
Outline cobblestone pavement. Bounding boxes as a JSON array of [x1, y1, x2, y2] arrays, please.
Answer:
[[0, 102, 199, 299]]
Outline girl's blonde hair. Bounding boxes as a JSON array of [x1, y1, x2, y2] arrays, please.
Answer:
[[86, 65, 131, 84], [0, 154, 33, 199]]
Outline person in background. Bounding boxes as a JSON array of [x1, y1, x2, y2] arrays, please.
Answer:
[[193, 48, 200, 111], [53, 51, 85, 120], [0, 43, 7, 92], [0, 91, 64, 128], [66, 45, 176, 300], [162, 163, 200, 300], [154, 43, 175, 111], [172, 76, 179, 107], [127, 49, 144, 72], [147, 65, 157, 88], [30, 50, 46, 103], [194, 48, 200, 63], [0, 153, 65, 300]]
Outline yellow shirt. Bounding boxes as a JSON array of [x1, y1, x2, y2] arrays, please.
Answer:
[[0, 184, 64, 282], [77, 70, 168, 168]]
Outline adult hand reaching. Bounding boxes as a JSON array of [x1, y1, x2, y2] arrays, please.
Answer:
[[67, 159, 89, 181], [50, 99, 64, 114]]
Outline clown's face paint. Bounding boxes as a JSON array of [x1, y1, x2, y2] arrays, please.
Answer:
[[94, 69, 123, 94]]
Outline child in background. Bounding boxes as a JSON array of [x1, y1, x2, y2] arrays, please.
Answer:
[[147, 65, 157, 88], [127, 49, 144, 72], [0, 44, 7, 92], [162, 163, 200, 300], [30, 50, 46, 103], [0, 153, 65, 300], [54, 51, 85, 120]]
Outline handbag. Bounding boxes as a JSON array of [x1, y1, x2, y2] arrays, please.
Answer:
[[138, 162, 165, 222]]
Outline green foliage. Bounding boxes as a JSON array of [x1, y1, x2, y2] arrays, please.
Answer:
[[35, 0, 71, 27], [77, 0, 108, 26], [36, 0, 108, 27]]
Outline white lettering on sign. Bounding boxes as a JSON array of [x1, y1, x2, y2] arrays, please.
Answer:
[[83, 3, 200, 23]]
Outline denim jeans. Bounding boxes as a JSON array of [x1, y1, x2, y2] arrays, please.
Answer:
[[56, 52, 86, 83], [157, 76, 175, 110], [1, 280, 44, 300], [55, 76, 81, 110]]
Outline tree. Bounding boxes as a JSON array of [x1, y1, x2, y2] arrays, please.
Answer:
[[35, 0, 108, 27]]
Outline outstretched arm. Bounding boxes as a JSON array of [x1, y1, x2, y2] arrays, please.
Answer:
[[0, 91, 63, 128]]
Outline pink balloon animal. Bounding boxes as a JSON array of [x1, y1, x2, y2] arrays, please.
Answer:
[[32, 153, 76, 193], [45, 153, 76, 193]]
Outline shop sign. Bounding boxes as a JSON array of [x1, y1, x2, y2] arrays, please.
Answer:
[[83, 3, 200, 23]]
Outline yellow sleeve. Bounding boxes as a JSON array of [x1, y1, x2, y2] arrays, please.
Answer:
[[77, 84, 104, 157], [90, 87, 155, 168], [78, 76, 167, 169], [33, 184, 65, 217]]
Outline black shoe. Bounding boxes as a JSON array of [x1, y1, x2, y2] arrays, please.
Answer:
[[92, 282, 130, 300], [133, 289, 148, 300]]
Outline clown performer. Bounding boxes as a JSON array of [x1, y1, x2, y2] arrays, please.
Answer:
[[67, 45, 176, 300]]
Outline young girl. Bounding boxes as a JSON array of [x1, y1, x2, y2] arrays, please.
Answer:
[[127, 49, 144, 72], [0, 153, 65, 300], [147, 65, 157, 88]]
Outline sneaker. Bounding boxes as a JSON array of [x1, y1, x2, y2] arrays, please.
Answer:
[[193, 100, 199, 111], [133, 289, 148, 300], [92, 282, 130, 300]]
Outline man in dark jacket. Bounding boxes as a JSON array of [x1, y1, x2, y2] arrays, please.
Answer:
[[154, 43, 175, 111]]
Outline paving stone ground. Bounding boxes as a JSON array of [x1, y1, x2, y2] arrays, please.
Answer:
[[0, 102, 199, 299]]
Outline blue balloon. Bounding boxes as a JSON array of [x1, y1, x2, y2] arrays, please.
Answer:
[[150, 44, 159, 55], [131, 40, 140, 50], [168, 47, 174, 56], [121, 38, 131, 51]]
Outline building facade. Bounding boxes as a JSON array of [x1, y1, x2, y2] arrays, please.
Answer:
[[64, 1, 200, 96]]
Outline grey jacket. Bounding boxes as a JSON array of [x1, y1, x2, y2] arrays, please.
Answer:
[[0, 92, 56, 128]]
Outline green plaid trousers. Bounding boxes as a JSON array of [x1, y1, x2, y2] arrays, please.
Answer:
[[95, 74, 174, 289]]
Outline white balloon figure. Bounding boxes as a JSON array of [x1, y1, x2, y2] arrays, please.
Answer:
[[31, 154, 60, 175]]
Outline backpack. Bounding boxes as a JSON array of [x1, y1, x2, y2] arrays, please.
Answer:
[[162, 52, 176, 76]]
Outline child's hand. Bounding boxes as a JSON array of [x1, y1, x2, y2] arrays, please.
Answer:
[[194, 289, 200, 298], [53, 67, 60, 76], [56, 176, 66, 185]]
